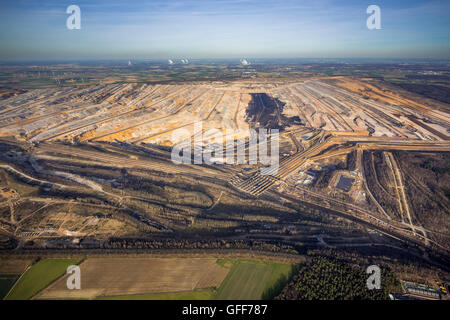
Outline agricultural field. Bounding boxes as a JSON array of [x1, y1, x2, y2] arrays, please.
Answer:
[[98, 257, 296, 300], [36, 257, 229, 300], [0, 274, 18, 299], [5, 258, 80, 300], [1, 256, 295, 300], [97, 288, 216, 300], [214, 259, 294, 300], [0, 258, 33, 299], [0, 258, 33, 274]]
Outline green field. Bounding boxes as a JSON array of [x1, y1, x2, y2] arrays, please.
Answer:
[[90, 259, 294, 301], [6, 258, 79, 300], [97, 288, 216, 300], [0, 274, 19, 299], [4, 257, 293, 300], [214, 259, 294, 300]]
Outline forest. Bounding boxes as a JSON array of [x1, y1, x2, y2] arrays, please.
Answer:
[[276, 256, 401, 300]]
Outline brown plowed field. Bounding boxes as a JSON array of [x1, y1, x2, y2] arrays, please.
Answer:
[[36, 257, 229, 299]]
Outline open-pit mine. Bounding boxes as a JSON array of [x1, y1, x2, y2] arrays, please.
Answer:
[[0, 76, 449, 271]]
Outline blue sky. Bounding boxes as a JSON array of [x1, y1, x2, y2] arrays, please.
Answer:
[[0, 0, 449, 60]]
